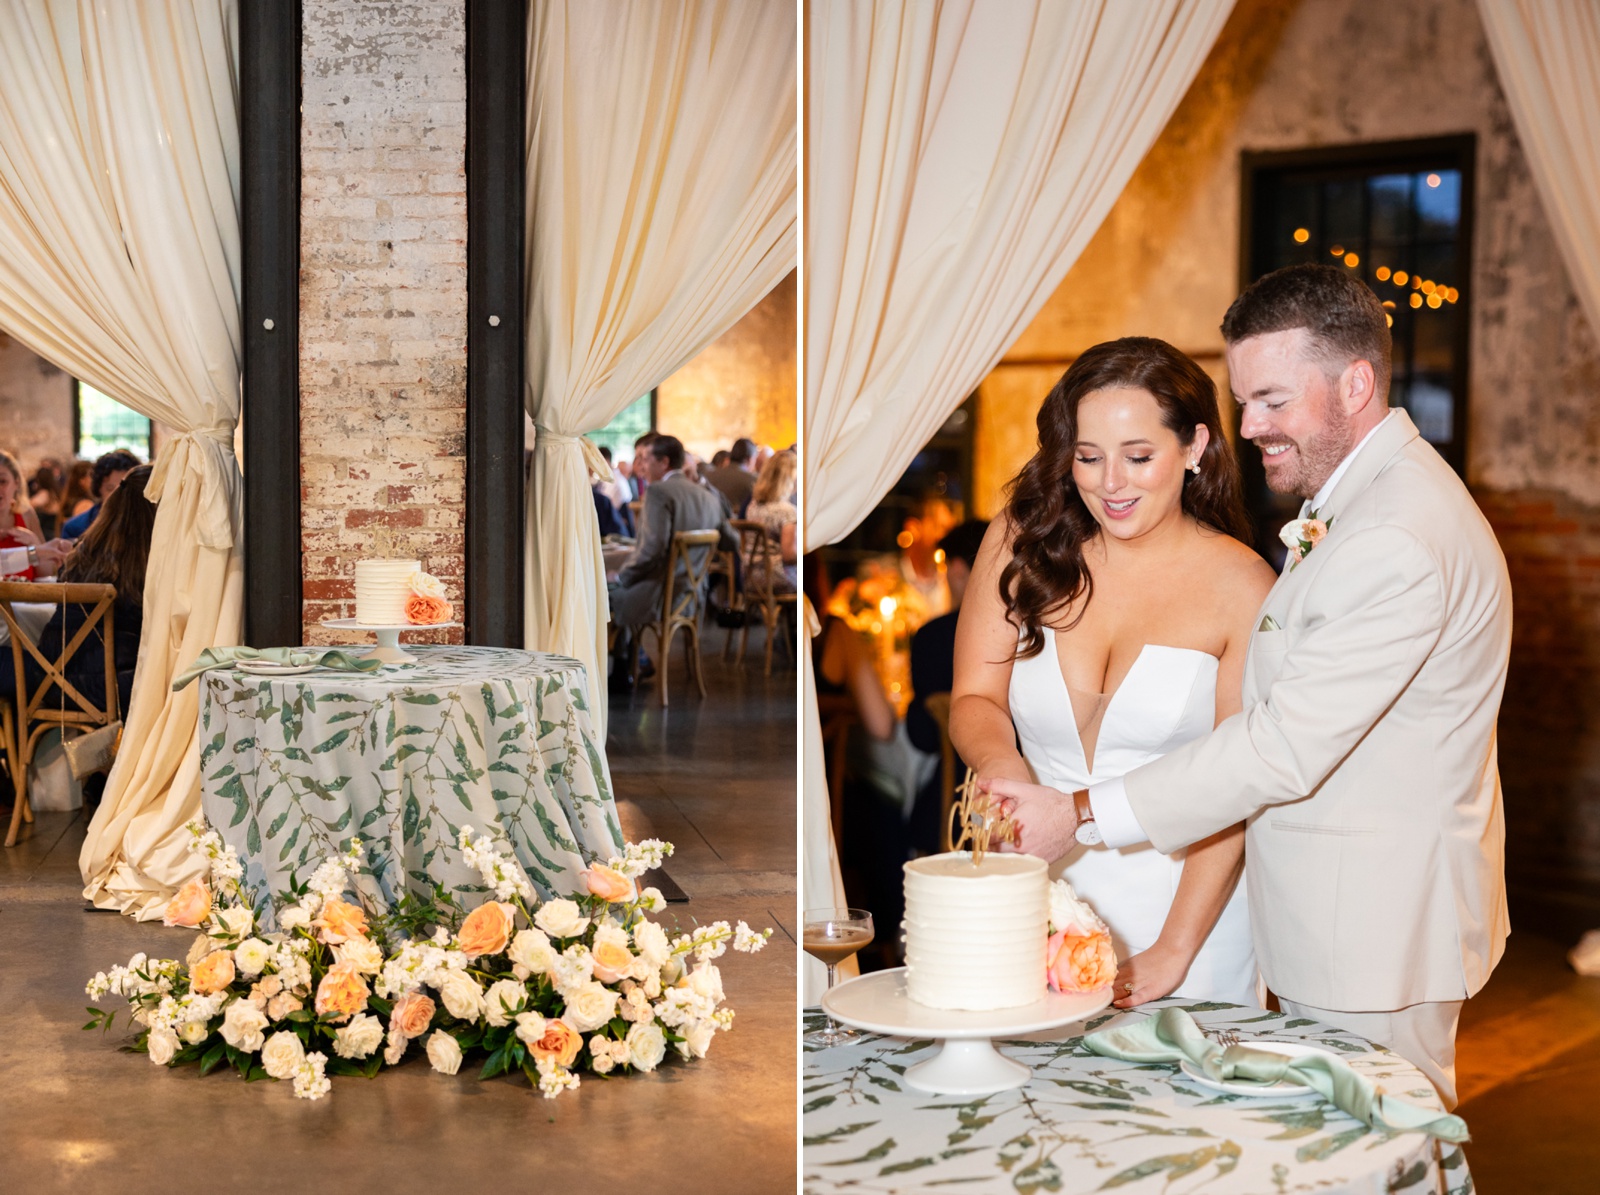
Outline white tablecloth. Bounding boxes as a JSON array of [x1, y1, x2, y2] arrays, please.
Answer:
[[0, 601, 57, 646]]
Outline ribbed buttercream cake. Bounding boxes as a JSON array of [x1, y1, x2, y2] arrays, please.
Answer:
[[902, 852, 1049, 1010], [354, 559, 420, 625]]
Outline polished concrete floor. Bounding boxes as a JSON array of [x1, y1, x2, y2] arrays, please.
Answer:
[[0, 641, 798, 1195]]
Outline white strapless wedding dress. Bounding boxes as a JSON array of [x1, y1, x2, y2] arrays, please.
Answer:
[[1009, 627, 1258, 1005]]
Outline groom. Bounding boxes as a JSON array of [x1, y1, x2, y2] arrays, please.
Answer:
[[992, 263, 1511, 1109]]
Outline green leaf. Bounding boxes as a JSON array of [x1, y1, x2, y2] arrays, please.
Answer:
[[246, 817, 262, 856], [1017, 1157, 1064, 1194], [821, 1137, 896, 1167], [403, 795, 421, 842], [1295, 1125, 1368, 1163], [803, 1094, 837, 1114], [803, 1121, 880, 1147], [199, 1042, 227, 1076], [479, 1043, 509, 1081], [402, 692, 443, 705], [878, 1157, 935, 1176], [266, 808, 292, 839], [312, 729, 353, 754]]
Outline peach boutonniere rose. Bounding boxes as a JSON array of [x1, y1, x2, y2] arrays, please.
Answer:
[[1279, 511, 1332, 568]]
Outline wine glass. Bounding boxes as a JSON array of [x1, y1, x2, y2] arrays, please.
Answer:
[[803, 906, 874, 1047]]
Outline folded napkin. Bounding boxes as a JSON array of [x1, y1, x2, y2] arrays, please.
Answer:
[[172, 646, 385, 691], [1084, 1007, 1467, 1142]]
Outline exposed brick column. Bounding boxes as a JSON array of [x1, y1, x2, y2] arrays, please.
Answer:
[[298, 0, 468, 646]]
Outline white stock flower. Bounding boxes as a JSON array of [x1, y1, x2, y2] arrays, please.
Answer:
[[306, 858, 349, 900], [293, 1052, 331, 1100], [261, 1030, 306, 1080], [687, 964, 725, 1004], [513, 1011, 547, 1046], [233, 938, 273, 977], [677, 1019, 716, 1060], [483, 979, 527, 1028], [333, 1013, 385, 1060], [533, 899, 589, 939], [625, 1021, 667, 1072], [217, 905, 255, 939], [508, 929, 555, 976], [334, 936, 385, 975], [279, 904, 313, 932], [221, 999, 269, 1053], [549, 946, 595, 994], [426, 1030, 463, 1075], [639, 887, 666, 912], [146, 1026, 180, 1066], [563, 982, 619, 1033], [537, 1063, 580, 1098], [384, 1026, 408, 1066], [732, 921, 769, 953], [437, 970, 485, 1022], [86, 973, 111, 1000]]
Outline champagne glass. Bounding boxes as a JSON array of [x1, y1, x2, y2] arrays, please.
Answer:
[[803, 906, 874, 1047]]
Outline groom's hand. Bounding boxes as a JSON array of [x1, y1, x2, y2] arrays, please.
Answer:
[[980, 778, 1079, 862]]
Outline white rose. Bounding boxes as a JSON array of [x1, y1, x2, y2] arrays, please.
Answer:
[[1047, 878, 1107, 938], [507, 929, 555, 976], [279, 904, 312, 932], [625, 1020, 666, 1072], [483, 979, 527, 1028], [533, 899, 589, 939], [592, 922, 630, 955], [563, 981, 619, 1033], [334, 936, 385, 975], [147, 1026, 179, 1066], [631, 919, 670, 968], [660, 955, 684, 987], [333, 1012, 385, 1060], [687, 964, 724, 1004], [221, 998, 269, 1053], [437, 970, 485, 1022], [513, 1011, 547, 1046], [180, 1021, 209, 1046], [426, 1030, 463, 1075], [217, 905, 255, 939], [233, 938, 273, 977], [261, 1030, 306, 1080], [640, 886, 666, 912], [409, 570, 448, 600], [1279, 519, 1309, 549], [677, 1019, 715, 1060]]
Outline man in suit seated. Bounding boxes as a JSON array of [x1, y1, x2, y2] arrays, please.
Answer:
[[705, 436, 757, 516], [608, 434, 736, 682]]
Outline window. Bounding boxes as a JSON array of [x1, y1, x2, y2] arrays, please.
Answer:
[[74, 381, 152, 460], [1241, 137, 1474, 556], [586, 391, 656, 463]]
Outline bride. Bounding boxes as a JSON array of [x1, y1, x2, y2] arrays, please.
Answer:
[[950, 337, 1274, 1008]]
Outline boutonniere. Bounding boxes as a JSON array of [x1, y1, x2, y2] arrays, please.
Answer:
[[1279, 511, 1332, 568]]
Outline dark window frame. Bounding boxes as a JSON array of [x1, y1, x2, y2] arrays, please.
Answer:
[[70, 379, 153, 463]]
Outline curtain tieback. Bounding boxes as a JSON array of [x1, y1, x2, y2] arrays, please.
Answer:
[[146, 424, 241, 550], [533, 425, 612, 479]]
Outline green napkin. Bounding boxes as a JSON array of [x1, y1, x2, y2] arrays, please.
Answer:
[[172, 646, 385, 691], [1084, 1007, 1468, 1142]]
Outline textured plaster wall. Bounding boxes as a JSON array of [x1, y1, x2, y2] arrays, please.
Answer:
[[0, 332, 74, 476], [973, 0, 1599, 516], [656, 271, 798, 461], [298, 0, 467, 645]]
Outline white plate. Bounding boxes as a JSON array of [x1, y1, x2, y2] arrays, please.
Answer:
[[822, 967, 1111, 1039], [1177, 1040, 1333, 1097], [235, 661, 318, 676]]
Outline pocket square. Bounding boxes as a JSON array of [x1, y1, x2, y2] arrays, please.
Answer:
[[1258, 615, 1281, 632]]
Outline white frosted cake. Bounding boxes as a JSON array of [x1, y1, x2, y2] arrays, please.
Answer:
[[902, 852, 1049, 1011], [354, 559, 420, 625]]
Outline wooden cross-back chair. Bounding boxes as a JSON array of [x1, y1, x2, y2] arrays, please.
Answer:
[[634, 529, 720, 706], [0, 582, 120, 846], [730, 519, 797, 675]]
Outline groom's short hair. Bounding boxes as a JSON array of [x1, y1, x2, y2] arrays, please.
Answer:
[[1221, 264, 1391, 402]]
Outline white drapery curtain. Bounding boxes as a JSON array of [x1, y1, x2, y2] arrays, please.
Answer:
[[524, 0, 796, 735], [1476, 0, 1600, 338], [0, 0, 242, 919], [802, 0, 1236, 1000]]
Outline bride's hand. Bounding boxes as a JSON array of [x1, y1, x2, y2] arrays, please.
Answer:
[[1112, 941, 1192, 1008], [978, 777, 1077, 862]]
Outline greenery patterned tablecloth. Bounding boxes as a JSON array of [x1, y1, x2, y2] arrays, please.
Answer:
[[804, 999, 1472, 1195], [199, 646, 623, 920]]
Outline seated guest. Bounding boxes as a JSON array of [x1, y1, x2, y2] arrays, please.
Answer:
[[903, 519, 988, 855], [592, 445, 634, 536], [710, 450, 731, 469], [61, 460, 94, 519], [628, 432, 658, 501], [705, 437, 757, 516], [28, 459, 64, 540], [61, 450, 140, 539], [608, 435, 735, 679], [0, 464, 153, 719], [743, 449, 798, 594], [0, 450, 47, 578]]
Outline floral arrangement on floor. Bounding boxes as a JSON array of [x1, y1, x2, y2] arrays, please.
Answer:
[[1045, 878, 1116, 994], [84, 823, 770, 1100]]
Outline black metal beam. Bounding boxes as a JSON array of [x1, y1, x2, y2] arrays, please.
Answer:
[[465, 0, 527, 646], [240, 1, 303, 647]]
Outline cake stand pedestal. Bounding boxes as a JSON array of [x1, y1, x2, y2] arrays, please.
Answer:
[[320, 618, 461, 665], [821, 967, 1111, 1096]]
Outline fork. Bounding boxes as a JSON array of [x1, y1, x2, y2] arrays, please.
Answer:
[[1212, 1029, 1242, 1049]]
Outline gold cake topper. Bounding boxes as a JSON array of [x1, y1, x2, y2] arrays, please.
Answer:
[[950, 768, 1020, 866]]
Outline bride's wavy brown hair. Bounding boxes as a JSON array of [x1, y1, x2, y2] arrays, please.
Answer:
[[1000, 337, 1252, 660]]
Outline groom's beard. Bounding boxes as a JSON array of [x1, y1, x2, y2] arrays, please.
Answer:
[[1255, 402, 1353, 500]]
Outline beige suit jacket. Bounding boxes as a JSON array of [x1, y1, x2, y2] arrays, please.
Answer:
[[1123, 410, 1511, 1010]]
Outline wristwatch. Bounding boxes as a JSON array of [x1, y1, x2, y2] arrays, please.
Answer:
[[26, 545, 39, 571], [1072, 788, 1101, 845]]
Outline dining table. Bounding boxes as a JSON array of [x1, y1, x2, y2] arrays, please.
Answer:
[[0, 598, 58, 647], [803, 995, 1472, 1195], [196, 645, 624, 920]]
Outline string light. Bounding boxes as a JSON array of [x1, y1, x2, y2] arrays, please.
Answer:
[[1385, 314, 1394, 327], [1344, 252, 1360, 268], [1293, 228, 1310, 243], [1330, 245, 1345, 257], [1394, 270, 1409, 285], [1426, 173, 1442, 188], [1427, 293, 1443, 308], [1409, 293, 1423, 309], [1376, 266, 1392, 281]]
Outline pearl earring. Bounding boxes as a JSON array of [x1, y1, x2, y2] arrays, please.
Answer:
[[1188, 459, 1201, 475]]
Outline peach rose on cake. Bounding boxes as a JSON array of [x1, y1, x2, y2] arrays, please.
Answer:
[[312, 897, 369, 944], [583, 863, 636, 903], [527, 1016, 582, 1067], [314, 961, 371, 1021], [405, 593, 452, 625], [190, 949, 237, 995], [163, 879, 213, 928], [390, 990, 437, 1039], [457, 900, 516, 959], [1046, 928, 1117, 994]]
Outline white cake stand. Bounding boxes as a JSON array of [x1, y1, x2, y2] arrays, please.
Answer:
[[821, 967, 1112, 1095], [320, 618, 461, 665]]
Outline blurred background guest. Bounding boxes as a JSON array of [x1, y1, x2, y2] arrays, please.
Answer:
[[744, 448, 798, 594], [706, 436, 757, 516], [60, 460, 94, 521], [0, 450, 47, 579], [62, 449, 140, 539], [27, 459, 64, 540]]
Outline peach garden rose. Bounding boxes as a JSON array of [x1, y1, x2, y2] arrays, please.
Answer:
[[190, 949, 236, 995], [314, 961, 371, 1021], [163, 879, 212, 928], [583, 863, 636, 903], [390, 990, 437, 1039], [457, 900, 516, 959], [313, 897, 369, 944], [528, 1016, 582, 1068], [405, 593, 452, 625]]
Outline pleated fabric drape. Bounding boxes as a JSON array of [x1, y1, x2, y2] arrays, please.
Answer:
[[523, 0, 796, 735], [1477, 0, 1600, 337], [801, 0, 1236, 1000], [0, 0, 242, 919]]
